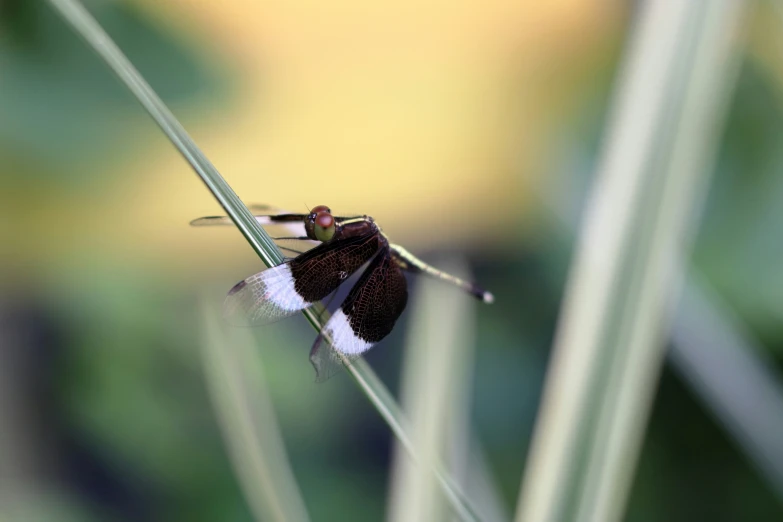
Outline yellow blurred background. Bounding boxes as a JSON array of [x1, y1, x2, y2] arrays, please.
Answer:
[[1, 0, 621, 283]]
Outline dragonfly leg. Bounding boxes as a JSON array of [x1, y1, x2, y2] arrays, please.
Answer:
[[279, 246, 306, 257]]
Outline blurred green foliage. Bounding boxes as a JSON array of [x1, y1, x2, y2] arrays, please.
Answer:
[[695, 60, 783, 340], [0, 0, 230, 174]]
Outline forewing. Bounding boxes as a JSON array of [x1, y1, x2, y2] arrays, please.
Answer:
[[310, 249, 408, 381], [289, 232, 381, 302], [190, 213, 309, 236], [191, 207, 319, 257], [223, 232, 380, 326]]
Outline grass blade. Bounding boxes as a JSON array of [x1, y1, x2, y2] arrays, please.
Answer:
[[573, 4, 746, 521], [200, 298, 311, 522], [347, 356, 482, 521], [671, 276, 783, 502], [387, 258, 481, 522], [516, 2, 747, 522], [46, 0, 481, 518]]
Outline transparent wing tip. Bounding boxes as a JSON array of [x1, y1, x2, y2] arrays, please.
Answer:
[[309, 335, 349, 383], [190, 216, 233, 226], [221, 279, 261, 327], [228, 279, 247, 296]]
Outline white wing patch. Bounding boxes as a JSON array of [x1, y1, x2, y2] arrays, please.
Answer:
[[223, 264, 311, 325], [309, 309, 373, 382], [319, 310, 372, 355]]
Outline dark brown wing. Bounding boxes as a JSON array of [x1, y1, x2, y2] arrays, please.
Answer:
[[223, 231, 381, 326], [289, 231, 381, 302], [310, 247, 408, 381]]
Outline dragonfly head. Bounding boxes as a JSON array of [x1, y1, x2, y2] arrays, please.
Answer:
[[305, 205, 336, 242]]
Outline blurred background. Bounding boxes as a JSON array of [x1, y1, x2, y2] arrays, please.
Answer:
[[1, 0, 782, 520]]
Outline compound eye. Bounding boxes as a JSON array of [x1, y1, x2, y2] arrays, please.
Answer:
[[313, 211, 335, 242], [304, 205, 332, 239]]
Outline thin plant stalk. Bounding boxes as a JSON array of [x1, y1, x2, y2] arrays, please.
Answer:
[[46, 0, 480, 519], [387, 259, 477, 522], [516, 2, 746, 522], [200, 299, 311, 522]]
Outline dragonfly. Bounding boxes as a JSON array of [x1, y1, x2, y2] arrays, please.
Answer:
[[192, 204, 494, 381]]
